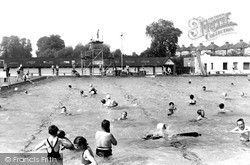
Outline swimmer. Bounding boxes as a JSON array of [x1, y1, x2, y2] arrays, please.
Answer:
[[74, 136, 98, 165], [95, 119, 117, 158], [218, 103, 231, 113], [141, 123, 169, 140], [60, 106, 72, 115], [240, 92, 245, 97], [117, 111, 128, 120], [80, 90, 87, 97], [168, 102, 177, 116], [202, 85, 206, 91], [57, 130, 74, 150], [89, 84, 97, 95], [189, 94, 196, 105], [196, 109, 207, 121], [25, 90, 28, 94], [230, 118, 250, 142], [188, 79, 191, 84], [222, 92, 227, 98], [68, 85, 72, 88], [102, 95, 118, 108], [35, 125, 73, 160], [231, 83, 234, 85]]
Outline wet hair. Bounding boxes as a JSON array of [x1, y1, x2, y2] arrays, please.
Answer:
[[237, 118, 244, 124], [68, 85, 72, 88], [57, 130, 65, 138], [101, 119, 110, 133], [190, 94, 194, 99], [122, 111, 127, 115], [169, 102, 174, 106], [101, 99, 106, 104], [219, 103, 224, 109], [202, 86, 206, 90], [73, 136, 88, 149], [80, 90, 84, 95], [48, 125, 59, 136], [197, 109, 205, 117]]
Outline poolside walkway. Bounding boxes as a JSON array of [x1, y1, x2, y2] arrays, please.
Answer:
[[0, 76, 47, 90]]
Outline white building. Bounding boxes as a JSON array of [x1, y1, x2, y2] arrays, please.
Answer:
[[194, 53, 250, 75]]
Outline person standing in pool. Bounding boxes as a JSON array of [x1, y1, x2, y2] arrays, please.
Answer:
[[95, 119, 117, 158], [35, 125, 72, 161], [230, 118, 250, 142], [73, 136, 98, 165]]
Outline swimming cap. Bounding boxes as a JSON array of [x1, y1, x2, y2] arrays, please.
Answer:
[[157, 123, 166, 130]]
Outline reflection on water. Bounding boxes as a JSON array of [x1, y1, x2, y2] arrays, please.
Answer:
[[0, 76, 250, 164]]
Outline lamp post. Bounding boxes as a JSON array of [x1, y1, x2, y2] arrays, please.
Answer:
[[121, 33, 123, 71]]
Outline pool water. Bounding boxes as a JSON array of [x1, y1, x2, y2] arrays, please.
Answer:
[[0, 76, 250, 165]]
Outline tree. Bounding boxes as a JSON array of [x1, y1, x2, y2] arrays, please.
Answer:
[[72, 43, 90, 58], [132, 52, 139, 57], [54, 47, 74, 58], [113, 49, 122, 58], [145, 19, 182, 57], [0, 36, 32, 58], [36, 34, 65, 57]]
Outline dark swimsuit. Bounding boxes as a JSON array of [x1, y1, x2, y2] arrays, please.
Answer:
[[47, 138, 61, 159], [96, 147, 112, 157]]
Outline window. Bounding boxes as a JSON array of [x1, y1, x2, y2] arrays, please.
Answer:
[[233, 62, 238, 70], [211, 63, 213, 70], [223, 62, 228, 70], [243, 62, 250, 70]]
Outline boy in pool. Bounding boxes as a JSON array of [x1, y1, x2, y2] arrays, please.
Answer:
[[57, 130, 74, 150], [168, 102, 177, 116], [189, 94, 196, 105], [117, 111, 128, 120], [196, 109, 206, 121], [218, 103, 231, 113], [60, 106, 72, 115], [230, 118, 250, 142]]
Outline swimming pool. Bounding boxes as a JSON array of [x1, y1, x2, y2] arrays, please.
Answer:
[[0, 76, 249, 165]]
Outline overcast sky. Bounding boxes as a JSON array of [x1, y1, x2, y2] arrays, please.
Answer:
[[0, 0, 249, 56]]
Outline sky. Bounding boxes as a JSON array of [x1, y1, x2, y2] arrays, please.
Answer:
[[0, 0, 250, 57]]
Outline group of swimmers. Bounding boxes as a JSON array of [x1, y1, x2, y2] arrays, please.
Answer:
[[34, 79, 249, 165], [35, 119, 121, 165]]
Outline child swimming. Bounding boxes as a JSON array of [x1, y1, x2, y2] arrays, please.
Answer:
[[101, 95, 118, 108], [168, 102, 177, 116], [189, 94, 196, 105], [89, 84, 97, 95], [196, 109, 206, 121]]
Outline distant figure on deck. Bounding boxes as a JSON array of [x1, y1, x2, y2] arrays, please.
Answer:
[[89, 84, 97, 95], [167, 67, 172, 75], [56, 65, 59, 76], [74, 136, 98, 165], [16, 64, 24, 82], [168, 102, 177, 116], [95, 119, 117, 158], [51, 65, 55, 76], [230, 118, 250, 142], [189, 94, 196, 105]]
